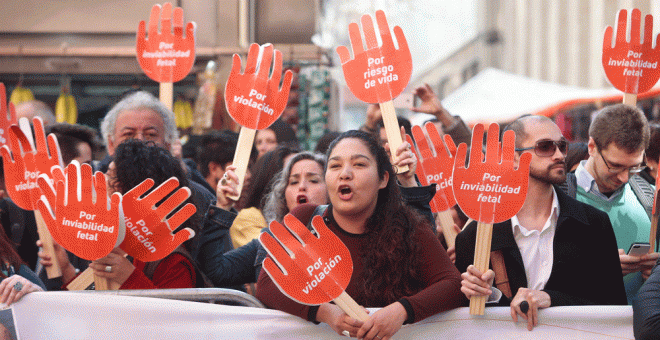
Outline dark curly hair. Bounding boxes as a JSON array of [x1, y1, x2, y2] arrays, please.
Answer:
[[325, 130, 424, 304]]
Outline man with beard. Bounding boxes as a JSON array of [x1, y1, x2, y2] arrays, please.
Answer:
[[558, 104, 657, 305], [455, 115, 626, 331]]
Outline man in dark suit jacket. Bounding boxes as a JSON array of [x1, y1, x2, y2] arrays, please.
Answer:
[[455, 115, 626, 331]]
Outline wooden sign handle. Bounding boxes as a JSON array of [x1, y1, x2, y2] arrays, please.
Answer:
[[66, 268, 120, 291], [623, 93, 637, 106], [95, 272, 120, 291], [160, 82, 174, 111], [437, 210, 458, 248], [469, 221, 493, 315], [333, 291, 369, 321], [227, 127, 256, 201], [66, 267, 94, 290], [379, 101, 409, 174], [34, 210, 62, 278]]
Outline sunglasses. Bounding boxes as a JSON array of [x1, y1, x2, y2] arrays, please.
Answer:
[[515, 139, 568, 157]]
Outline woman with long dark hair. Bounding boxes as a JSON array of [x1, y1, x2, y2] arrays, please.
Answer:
[[256, 130, 462, 339]]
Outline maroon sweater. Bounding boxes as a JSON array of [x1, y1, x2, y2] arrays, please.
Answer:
[[256, 204, 463, 323]]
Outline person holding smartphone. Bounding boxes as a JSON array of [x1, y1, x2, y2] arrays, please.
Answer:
[[557, 104, 659, 304], [456, 115, 626, 331]]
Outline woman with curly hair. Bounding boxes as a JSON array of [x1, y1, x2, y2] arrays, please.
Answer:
[[255, 130, 462, 340]]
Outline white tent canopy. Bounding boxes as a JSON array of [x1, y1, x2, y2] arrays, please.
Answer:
[[411, 68, 623, 126]]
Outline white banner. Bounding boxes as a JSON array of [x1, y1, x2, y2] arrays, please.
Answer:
[[10, 292, 633, 339]]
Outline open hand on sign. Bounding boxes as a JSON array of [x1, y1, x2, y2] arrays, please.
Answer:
[[36, 161, 122, 261], [136, 2, 196, 83], [120, 177, 196, 262], [602, 9, 660, 95], [0, 117, 62, 211], [260, 214, 353, 306], [336, 10, 412, 104], [224, 43, 293, 130], [0, 83, 17, 148], [409, 122, 457, 212], [453, 123, 531, 224]]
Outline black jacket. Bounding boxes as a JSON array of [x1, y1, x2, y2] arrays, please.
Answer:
[[634, 257, 660, 340], [455, 186, 627, 307]]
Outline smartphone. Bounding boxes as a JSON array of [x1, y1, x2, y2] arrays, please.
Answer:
[[627, 242, 651, 256], [393, 93, 414, 109]]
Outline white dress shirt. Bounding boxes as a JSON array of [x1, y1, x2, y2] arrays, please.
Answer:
[[509, 188, 560, 291]]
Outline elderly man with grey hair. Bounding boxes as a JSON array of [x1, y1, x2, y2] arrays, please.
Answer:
[[98, 91, 213, 191], [100, 91, 178, 159]]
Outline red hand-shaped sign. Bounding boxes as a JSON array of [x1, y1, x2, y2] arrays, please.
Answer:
[[336, 10, 412, 104], [409, 122, 457, 212], [602, 9, 660, 94], [36, 162, 122, 260], [136, 2, 196, 83], [260, 215, 353, 305], [120, 177, 196, 262], [0, 83, 17, 148], [453, 123, 531, 224], [0, 117, 62, 211], [225, 43, 293, 130]]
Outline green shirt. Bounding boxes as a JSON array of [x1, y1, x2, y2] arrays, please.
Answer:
[[576, 184, 650, 304]]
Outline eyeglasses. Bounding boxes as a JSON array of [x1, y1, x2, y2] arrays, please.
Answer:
[[515, 139, 569, 157], [598, 151, 646, 174]]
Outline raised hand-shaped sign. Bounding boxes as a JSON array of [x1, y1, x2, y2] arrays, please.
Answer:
[[453, 123, 531, 224], [223, 43, 293, 199], [336, 10, 411, 103], [36, 161, 122, 261], [225, 43, 292, 130], [453, 123, 530, 315], [1, 117, 63, 277], [410, 123, 457, 212], [1, 117, 62, 210], [336, 10, 412, 173], [260, 215, 368, 321], [0, 83, 17, 148], [602, 9, 660, 105], [120, 177, 196, 262], [409, 122, 458, 247], [136, 2, 195, 84]]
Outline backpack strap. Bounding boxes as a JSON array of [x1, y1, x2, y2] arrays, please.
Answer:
[[566, 172, 577, 199], [628, 174, 657, 250], [628, 175, 654, 220], [490, 250, 512, 299]]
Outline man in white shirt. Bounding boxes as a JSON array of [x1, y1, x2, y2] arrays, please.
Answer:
[[455, 115, 626, 331]]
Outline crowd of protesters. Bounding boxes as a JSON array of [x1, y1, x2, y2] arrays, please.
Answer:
[[2, 84, 660, 339]]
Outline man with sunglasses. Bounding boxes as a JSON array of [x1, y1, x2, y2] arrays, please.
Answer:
[[456, 115, 626, 331], [559, 104, 656, 305]]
